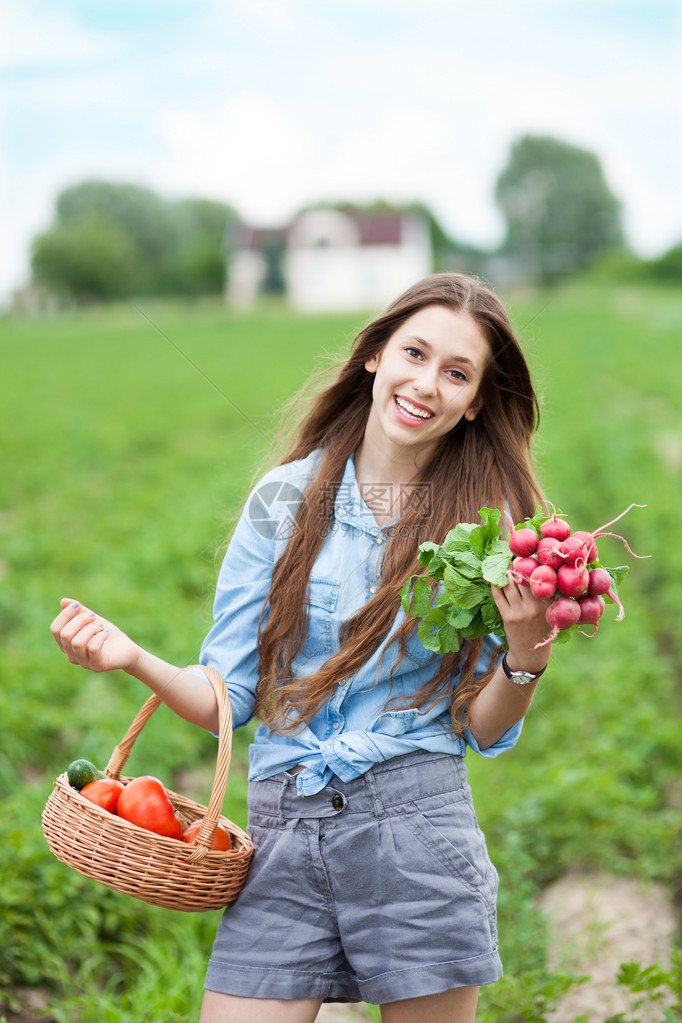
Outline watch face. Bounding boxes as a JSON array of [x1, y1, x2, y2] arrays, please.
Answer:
[[510, 671, 535, 685]]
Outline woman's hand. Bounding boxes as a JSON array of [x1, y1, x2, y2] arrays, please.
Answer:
[[491, 574, 552, 673], [50, 598, 141, 675]]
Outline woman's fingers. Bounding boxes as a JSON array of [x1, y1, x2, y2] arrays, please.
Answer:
[[51, 598, 87, 645], [50, 599, 106, 663], [82, 624, 111, 669], [51, 598, 137, 674], [492, 574, 523, 610], [69, 617, 107, 664]]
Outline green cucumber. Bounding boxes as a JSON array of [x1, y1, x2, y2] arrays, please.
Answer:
[[67, 759, 107, 790]]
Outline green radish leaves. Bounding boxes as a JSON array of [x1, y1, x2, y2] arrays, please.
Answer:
[[399, 507, 511, 654], [399, 506, 632, 654]]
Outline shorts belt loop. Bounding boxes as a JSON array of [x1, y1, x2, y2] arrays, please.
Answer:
[[364, 767, 386, 819], [277, 775, 290, 824]]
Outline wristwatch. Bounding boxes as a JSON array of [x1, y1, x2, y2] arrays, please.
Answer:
[[501, 652, 547, 686]]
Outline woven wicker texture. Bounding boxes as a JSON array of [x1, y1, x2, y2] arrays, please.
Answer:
[[42, 666, 253, 912]]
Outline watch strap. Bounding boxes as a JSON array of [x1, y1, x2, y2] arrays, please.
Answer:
[[501, 652, 547, 685]]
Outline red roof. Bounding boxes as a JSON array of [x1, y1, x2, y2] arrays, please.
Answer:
[[231, 225, 288, 251], [345, 212, 404, 245], [232, 210, 413, 251]]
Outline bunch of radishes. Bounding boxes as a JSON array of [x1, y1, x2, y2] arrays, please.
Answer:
[[508, 504, 647, 647]]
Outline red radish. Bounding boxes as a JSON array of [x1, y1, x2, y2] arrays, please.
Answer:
[[529, 565, 557, 599], [537, 537, 564, 569], [511, 556, 540, 586], [587, 568, 612, 596], [556, 535, 589, 565], [508, 528, 539, 558], [587, 567, 625, 620], [535, 597, 582, 646], [540, 514, 571, 541], [557, 562, 589, 598], [571, 530, 598, 563], [578, 594, 605, 624], [547, 597, 582, 629], [578, 594, 606, 637]]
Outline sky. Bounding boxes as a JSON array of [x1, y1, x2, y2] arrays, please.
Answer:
[[2, 0, 681, 303]]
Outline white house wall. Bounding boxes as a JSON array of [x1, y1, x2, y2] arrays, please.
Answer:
[[228, 250, 266, 307], [285, 244, 432, 312]]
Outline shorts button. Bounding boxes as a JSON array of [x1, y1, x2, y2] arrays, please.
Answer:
[[331, 793, 344, 811]]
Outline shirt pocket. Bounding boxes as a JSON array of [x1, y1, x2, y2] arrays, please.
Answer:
[[402, 631, 439, 667], [300, 577, 341, 660], [369, 707, 419, 736], [389, 600, 441, 669]]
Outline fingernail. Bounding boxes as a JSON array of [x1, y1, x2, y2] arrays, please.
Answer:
[[87, 612, 95, 618], [69, 601, 79, 609]]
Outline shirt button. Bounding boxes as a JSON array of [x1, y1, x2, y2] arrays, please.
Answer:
[[338, 509, 348, 519], [375, 535, 384, 545], [332, 721, 341, 729], [331, 793, 344, 811], [369, 585, 377, 594]]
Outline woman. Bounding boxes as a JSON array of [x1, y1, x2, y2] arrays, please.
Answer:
[[51, 273, 552, 1023]]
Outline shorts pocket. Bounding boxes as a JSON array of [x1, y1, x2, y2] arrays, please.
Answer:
[[402, 793, 497, 905]]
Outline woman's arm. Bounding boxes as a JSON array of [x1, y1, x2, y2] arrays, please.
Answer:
[[50, 599, 220, 732], [467, 577, 552, 750], [49, 465, 295, 733]]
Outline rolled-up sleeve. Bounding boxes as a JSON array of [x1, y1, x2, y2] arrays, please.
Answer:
[[198, 497, 277, 730], [462, 631, 524, 757], [464, 718, 523, 757]]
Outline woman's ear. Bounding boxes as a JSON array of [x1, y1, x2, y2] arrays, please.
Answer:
[[465, 400, 482, 421], [365, 353, 379, 373]]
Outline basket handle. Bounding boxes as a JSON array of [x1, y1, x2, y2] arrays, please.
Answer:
[[105, 666, 234, 860]]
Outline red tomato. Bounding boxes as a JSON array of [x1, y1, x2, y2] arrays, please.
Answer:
[[180, 818, 232, 851], [117, 776, 183, 839], [80, 778, 125, 814]]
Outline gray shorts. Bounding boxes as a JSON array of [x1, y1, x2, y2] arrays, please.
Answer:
[[204, 751, 502, 1005]]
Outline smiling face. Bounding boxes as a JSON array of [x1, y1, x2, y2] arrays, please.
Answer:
[[362, 304, 489, 470]]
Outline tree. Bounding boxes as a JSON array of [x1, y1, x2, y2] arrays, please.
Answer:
[[646, 241, 682, 283], [55, 181, 177, 294], [30, 180, 237, 302], [495, 135, 624, 283], [31, 214, 137, 302], [165, 198, 234, 296]]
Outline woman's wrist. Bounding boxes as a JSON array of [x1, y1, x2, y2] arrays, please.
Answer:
[[503, 647, 551, 675]]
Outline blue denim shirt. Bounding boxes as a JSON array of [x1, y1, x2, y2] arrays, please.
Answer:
[[198, 450, 522, 796]]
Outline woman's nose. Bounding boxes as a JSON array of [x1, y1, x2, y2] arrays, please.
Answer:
[[414, 369, 438, 396]]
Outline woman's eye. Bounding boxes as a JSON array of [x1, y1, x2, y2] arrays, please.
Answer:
[[405, 346, 422, 359], [448, 369, 467, 381]]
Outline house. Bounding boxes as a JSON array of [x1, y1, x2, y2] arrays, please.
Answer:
[[226, 206, 433, 312]]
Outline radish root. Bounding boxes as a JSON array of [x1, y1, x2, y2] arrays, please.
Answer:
[[591, 503, 646, 537], [592, 531, 651, 559]]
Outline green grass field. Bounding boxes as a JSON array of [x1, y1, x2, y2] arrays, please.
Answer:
[[1, 282, 680, 1021]]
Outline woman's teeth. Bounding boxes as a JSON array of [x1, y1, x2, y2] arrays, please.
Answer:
[[395, 396, 433, 420]]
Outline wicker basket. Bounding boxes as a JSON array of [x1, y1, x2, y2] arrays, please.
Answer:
[[42, 666, 253, 912]]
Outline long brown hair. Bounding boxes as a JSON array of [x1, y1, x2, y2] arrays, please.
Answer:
[[252, 273, 544, 735]]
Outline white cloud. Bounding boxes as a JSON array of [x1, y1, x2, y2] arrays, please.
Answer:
[[1, 0, 681, 302], [248, 1, 299, 34], [156, 93, 315, 221], [0, 4, 107, 67]]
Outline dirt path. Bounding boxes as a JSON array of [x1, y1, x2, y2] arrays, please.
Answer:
[[539, 873, 677, 1021], [317, 1003, 372, 1021]]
